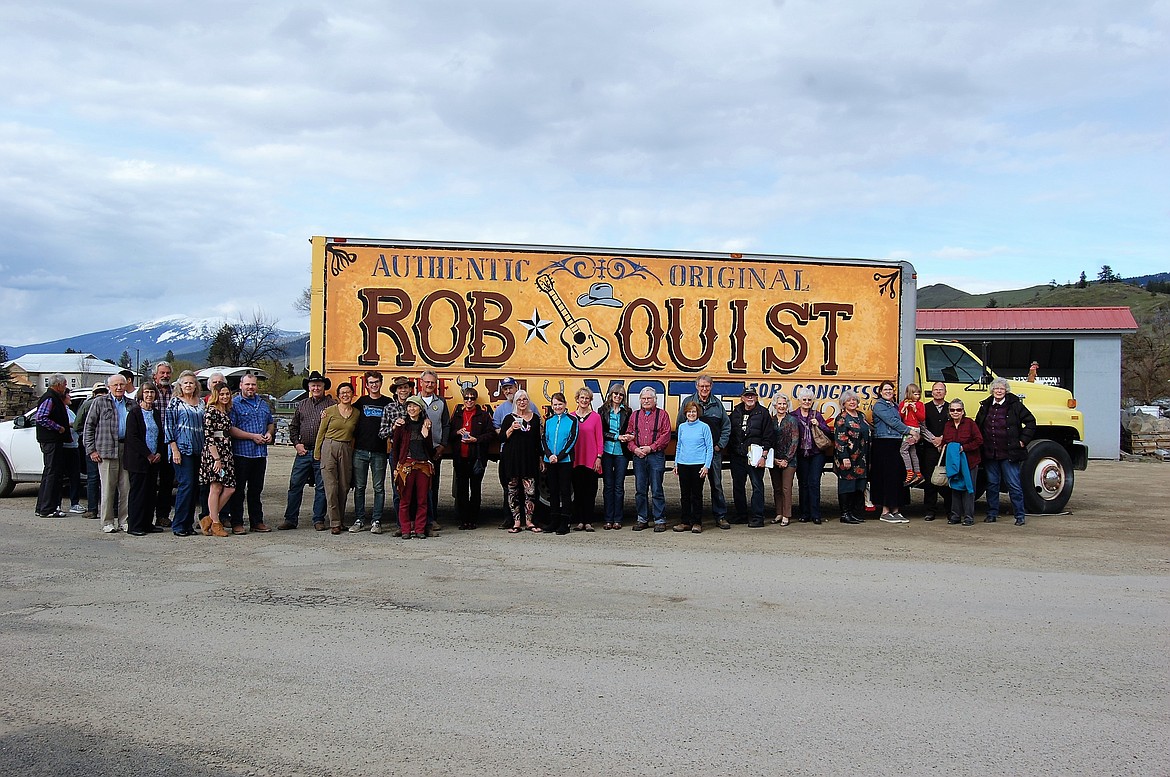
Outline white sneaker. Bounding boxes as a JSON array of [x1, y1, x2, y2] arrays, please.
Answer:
[[348, 520, 367, 533], [69, 504, 85, 514], [370, 521, 383, 534], [101, 524, 117, 533]]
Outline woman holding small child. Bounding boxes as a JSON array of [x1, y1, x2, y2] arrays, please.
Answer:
[[870, 380, 919, 524]]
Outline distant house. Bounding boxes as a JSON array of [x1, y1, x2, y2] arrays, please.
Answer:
[[2, 353, 121, 392], [276, 389, 307, 412]]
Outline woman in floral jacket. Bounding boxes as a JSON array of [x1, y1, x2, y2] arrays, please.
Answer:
[[833, 389, 871, 525]]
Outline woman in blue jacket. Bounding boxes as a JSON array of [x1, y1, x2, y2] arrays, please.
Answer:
[[543, 392, 578, 535], [871, 380, 919, 523]]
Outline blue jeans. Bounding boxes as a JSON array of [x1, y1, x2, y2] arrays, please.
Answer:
[[352, 449, 387, 523], [707, 451, 727, 521], [601, 452, 627, 525], [795, 450, 825, 521], [984, 458, 1025, 520], [284, 451, 325, 527], [172, 447, 201, 532], [730, 454, 766, 524], [85, 451, 101, 512], [227, 455, 267, 529], [632, 451, 666, 526]]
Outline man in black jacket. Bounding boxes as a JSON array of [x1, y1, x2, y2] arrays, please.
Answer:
[[918, 381, 950, 520], [975, 378, 1037, 526], [33, 373, 71, 518], [728, 387, 776, 528]]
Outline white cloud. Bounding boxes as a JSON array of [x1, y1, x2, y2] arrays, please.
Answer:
[[0, 0, 1166, 343]]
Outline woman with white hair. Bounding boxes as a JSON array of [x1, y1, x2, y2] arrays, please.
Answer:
[[833, 389, 871, 525], [768, 394, 799, 526], [500, 389, 543, 533], [974, 377, 1036, 526], [792, 388, 833, 524]]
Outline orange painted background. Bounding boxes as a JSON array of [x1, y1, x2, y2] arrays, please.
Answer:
[[311, 239, 906, 415]]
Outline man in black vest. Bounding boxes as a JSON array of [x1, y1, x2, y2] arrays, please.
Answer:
[[34, 373, 71, 518], [918, 381, 950, 521]]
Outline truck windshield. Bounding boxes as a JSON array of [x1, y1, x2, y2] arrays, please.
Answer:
[[923, 344, 986, 385]]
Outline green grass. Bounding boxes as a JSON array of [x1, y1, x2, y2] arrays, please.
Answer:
[[918, 281, 1170, 322]]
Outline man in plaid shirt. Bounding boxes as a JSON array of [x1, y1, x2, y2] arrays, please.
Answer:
[[379, 376, 413, 530], [226, 372, 275, 533]]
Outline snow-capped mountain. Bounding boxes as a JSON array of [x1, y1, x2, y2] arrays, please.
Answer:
[[3, 315, 307, 364]]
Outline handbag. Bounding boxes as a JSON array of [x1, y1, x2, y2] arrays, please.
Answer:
[[810, 422, 835, 456], [930, 465, 948, 487]]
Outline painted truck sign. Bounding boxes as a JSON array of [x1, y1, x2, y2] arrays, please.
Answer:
[[309, 238, 916, 417]]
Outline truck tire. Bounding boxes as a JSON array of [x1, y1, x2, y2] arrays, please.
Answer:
[[0, 457, 14, 498], [1022, 440, 1074, 514]]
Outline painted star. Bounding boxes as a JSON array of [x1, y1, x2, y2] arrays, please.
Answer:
[[518, 308, 552, 344]]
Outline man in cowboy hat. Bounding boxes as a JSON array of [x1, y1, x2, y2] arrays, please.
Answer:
[[279, 371, 335, 530]]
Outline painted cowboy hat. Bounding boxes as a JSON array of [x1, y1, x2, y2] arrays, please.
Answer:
[[576, 282, 623, 308], [302, 370, 332, 390]]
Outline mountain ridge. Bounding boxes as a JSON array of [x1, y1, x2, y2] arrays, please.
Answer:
[[2, 315, 307, 366]]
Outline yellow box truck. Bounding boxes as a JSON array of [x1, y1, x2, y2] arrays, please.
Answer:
[[309, 237, 1085, 513]]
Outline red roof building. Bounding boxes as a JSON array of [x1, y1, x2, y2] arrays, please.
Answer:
[[916, 306, 1138, 459], [917, 307, 1138, 335]]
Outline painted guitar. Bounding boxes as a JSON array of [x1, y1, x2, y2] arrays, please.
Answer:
[[535, 274, 611, 370]]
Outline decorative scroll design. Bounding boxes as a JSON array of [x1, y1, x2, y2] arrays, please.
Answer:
[[542, 254, 664, 285], [874, 270, 900, 299], [326, 245, 358, 277]]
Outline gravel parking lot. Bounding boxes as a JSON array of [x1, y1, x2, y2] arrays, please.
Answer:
[[1, 449, 1167, 776]]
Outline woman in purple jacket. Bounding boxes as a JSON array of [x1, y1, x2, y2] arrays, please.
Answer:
[[792, 389, 833, 524]]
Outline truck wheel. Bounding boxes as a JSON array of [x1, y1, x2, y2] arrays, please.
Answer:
[[1022, 441, 1074, 514], [0, 457, 14, 498]]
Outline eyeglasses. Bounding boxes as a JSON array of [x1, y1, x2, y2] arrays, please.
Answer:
[[949, 409, 963, 413]]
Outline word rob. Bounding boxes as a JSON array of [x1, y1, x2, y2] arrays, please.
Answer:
[[355, 287, 855, 374]]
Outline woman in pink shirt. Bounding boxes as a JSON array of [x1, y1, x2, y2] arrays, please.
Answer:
[[571, 387, 604, 532]]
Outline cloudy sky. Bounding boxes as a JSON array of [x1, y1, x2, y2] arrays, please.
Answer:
[[2, 1, 1167, 345]]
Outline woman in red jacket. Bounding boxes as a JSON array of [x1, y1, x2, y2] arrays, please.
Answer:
[[941, 399, 983, 526]]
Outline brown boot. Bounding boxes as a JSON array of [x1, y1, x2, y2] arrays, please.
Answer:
[[209, 521, 230, 537], [198, 516, 212, 535]]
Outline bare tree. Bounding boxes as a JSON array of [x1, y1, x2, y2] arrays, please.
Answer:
[[294, 287, 311, 314], [206, 309, 288, 367], [1122, 312, 1170, 404]]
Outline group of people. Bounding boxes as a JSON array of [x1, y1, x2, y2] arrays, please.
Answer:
[[33, 366, 1038, 536], [34, 363, 277, 537]]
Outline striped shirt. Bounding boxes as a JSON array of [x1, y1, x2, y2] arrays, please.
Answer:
[[165, 397, 205, 455]]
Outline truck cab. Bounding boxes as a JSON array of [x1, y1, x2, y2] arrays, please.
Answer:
[[914, 338, 1087, 513]]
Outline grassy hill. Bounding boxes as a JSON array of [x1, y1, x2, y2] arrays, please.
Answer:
[[918, 283, 1051, 309], [918, 279, 1170, 403], [918, 281, 1170, 321]]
